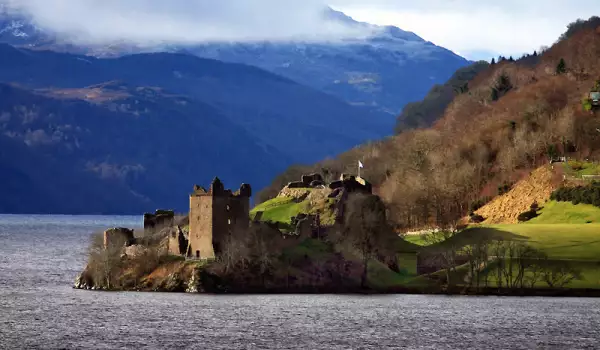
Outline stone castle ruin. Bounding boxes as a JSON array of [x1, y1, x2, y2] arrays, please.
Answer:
[[102, 172, 373, 261], [277, 172, 374, 234], [143, 209, 175, 232], [186, 177, 251, 260], [103, 227, 135, 249]]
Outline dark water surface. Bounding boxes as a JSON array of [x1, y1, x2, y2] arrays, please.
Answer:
[[1, 215, 600, 349]]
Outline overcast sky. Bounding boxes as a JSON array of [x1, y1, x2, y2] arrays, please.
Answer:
[[333, 0, 595, 59], [1, 0, 594, 60]]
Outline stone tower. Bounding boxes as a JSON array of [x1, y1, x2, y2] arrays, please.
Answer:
[[188, 177, 251, 260]]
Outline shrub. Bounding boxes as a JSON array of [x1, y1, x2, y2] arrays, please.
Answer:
[[470, 214, 485, 223], [556, 58, 567, 74], [469, 197, 491, 213], [550, 183, 600, 208], [583, 97, 593, 111], [518, 209, 539, 222], [530, 201, 539, 211], [569, 161, 584, 171], [498, 183, 512, 195]]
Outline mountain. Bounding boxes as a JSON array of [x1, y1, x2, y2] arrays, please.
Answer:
[[0, 44, 392, 214], [185, 10, 470, 115], [0, 8, 470, 116]]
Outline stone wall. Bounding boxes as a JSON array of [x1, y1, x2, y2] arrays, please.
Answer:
[[168, 226, 188, 256], [143, 210, 175, 234], [103, 227, 135, 249]]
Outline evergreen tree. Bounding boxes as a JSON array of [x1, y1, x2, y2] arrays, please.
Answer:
[[556, 58, 567, 74], [491, 58, 496, 65], [533, 50, 538, 56]]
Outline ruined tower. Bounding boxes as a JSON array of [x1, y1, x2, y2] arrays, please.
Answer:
[[188, 177, 251, 260]]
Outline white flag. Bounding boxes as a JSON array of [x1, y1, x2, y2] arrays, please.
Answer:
[[358, 160, 364, 168]]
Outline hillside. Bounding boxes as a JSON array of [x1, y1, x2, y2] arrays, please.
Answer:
[[0, 82, 287, 214], [0, 8, 470, 117], [258, 16, 600, 231], [395, 61, 490, 131]]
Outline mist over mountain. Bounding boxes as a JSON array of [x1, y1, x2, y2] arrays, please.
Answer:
[[0, 5, 469, 115]]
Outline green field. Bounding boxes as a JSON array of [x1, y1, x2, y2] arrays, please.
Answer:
[[407, 224, 600, 259], [406, 224, 600, 288], [528, 201, 600, 224], [564, 160, 600, 177]]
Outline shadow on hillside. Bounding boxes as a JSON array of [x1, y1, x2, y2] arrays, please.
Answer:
[[460, 226, 529, 242], [421, 227, 529, 252]]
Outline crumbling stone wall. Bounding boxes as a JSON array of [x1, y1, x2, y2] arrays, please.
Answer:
[[301, 173, 323, 187], [285, 173, 325, 190], [168, 226, 189, 256], [329, 176, 372, 194], [103, 227, 135, 249], [143, 209, 175, 233]]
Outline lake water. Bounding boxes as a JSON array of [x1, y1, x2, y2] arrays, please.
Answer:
[[1, 215, 600, 349]]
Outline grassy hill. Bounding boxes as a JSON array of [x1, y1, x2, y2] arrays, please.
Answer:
[[528, 201, 600, 224], [251, 188, 338, 228]]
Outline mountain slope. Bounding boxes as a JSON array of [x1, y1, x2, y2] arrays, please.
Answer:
[[394, 61, 490, 131], [0, 82, 285, 214], [0, 44, 393, 164]]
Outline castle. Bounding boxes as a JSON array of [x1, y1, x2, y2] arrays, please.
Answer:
[[186, 177, 251, 260], [105, 173, 374, 261]]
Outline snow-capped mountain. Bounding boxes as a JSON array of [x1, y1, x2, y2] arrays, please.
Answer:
[[183, 10, 469, 114], [0, 7, 469, 115]]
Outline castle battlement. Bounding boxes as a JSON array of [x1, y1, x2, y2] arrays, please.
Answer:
[[192, 177, 252, 198]]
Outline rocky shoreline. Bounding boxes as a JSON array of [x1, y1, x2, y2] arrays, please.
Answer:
[[73, 273, 600, 297]]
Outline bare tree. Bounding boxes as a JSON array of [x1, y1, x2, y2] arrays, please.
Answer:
[[491, 239, 507, 289], [524, 252, 547, 289], [542, 262, 582, 288], [219, 230, 251, 274], [464, 238, 490, 291], [246, 224, 280, 287], [343, 193, 394, 288], [86, 231, 123, 290], [422, 230, 460, 287]]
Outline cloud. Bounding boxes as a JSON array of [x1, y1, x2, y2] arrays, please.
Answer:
[[0, 0, 374, 44], [2, 0, 595, 57], [332, 0, 597, 59]]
